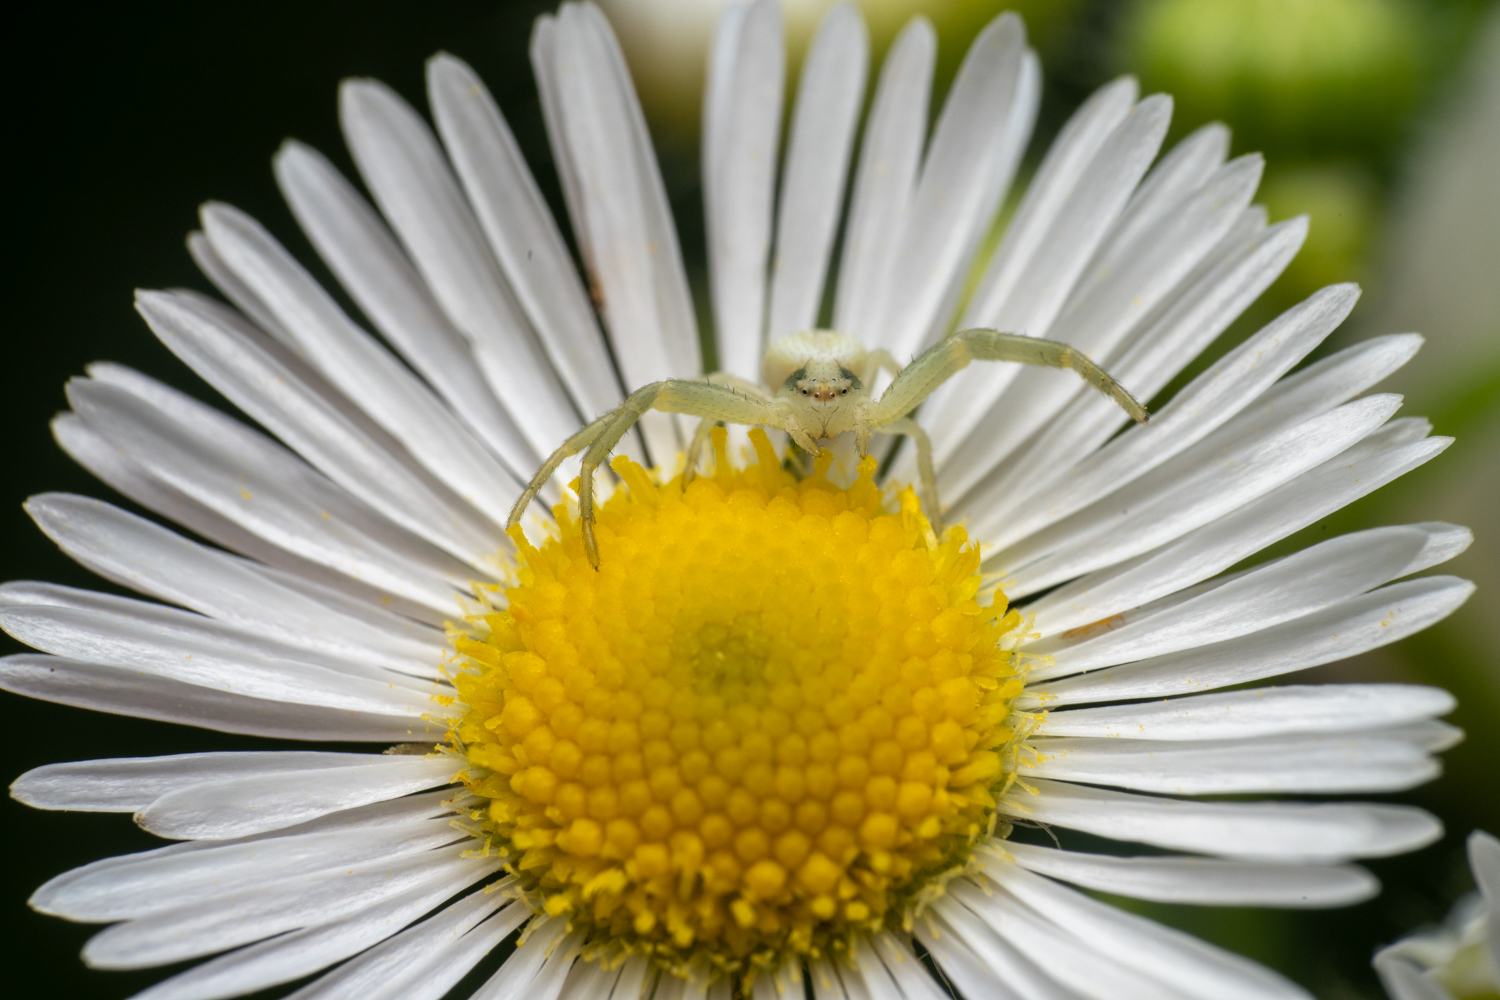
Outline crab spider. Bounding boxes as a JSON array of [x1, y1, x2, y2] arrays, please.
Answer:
[[508, 328, 1148, 567]]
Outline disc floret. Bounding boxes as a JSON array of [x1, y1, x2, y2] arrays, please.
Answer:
[[452, 429, 1024, 976]]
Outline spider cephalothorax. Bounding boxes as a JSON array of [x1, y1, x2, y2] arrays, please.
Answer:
[[509, 327, 1147, 566]]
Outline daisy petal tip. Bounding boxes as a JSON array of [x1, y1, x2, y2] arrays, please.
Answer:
[[272, 137, 314, 171], [1469, 829, 1500, 894]]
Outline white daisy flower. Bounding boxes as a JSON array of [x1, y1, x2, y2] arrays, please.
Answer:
[[1375, 831, 1499, 1000], [2, 2, 1476, 999]]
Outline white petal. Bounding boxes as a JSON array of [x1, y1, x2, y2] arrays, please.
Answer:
[[31, 794, 471, 933], [1028, 524, 1429, 678], [1038, 683, 1457, 741], [702, 0, 782, 381], [807, 957, 850, 1000], [1174, 330, 1427, 479], [981, 864, 1311, 999], [1064, 153, 1260, 345], [1019, 730, 1440, 794], [67, 370, 468, 615], [961, 75, 1136, 333], [912, 919, 1038, 1000], [0, 653, 436, 743], [273, 139, 540, 474], [10, 751, 387, 813], [922, 151, 1263, 496], [136, 755, 458, 839], [976, 282, 1355, 551], [823, 949, 870, 1000], [1106, 122, 1231, 257], [956, 211, 1304, 519], [30, 790, 462, 913], [25, 493, 442, 676], [1031, 576, 1474, 706], [993, 394, 1403, 595], [187, 229, 296, 348], [834, 17, 934, 338], [195, 205, 526, 530], [49, 410, 445, 627], [835, 938, 915, 1000], [838, 936, 908, 1000], [1027, 427, 1451, 637], [750, 954, 803, 1000], [0, 575, 438, 692], [767, 2, 868, 341], [563, 954, 625, 1000], [1125, 328, 1428, 518], [925, 91, 1175, 475], [923, 79, 1156, 466], [652, 970, 692, 1000], [1090, 208, 1287, 404], [1002, 778, 1442, 860], [84, 357, 475, 578], [141, 280, 503, 581], [922, 123, 1236, 484], [938, 883, 1196, 1000], [285, 890, 527, 1000], [469, 919, 577, 1000], [1403, 522, 1475, 575], [872, 932, 950, 1000], [0, 584, 436, 714], [35, 815, 464, 921], [995, 841, 1378, 907], [1394, 719, 1465, 753], [425, 54, 630, 435], [126, 858, 503, 1000], [614, 956, 654, 1000], [339, 78, 577, 461], [533, 3, 701, 460], [874, 13, 1035, 359]]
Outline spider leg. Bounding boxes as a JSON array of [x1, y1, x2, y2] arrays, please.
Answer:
[[567, 379, 781, 567], [884, 416, 942, 533], [682, 374, 773, 486], [683, 417, 717, 485], [868, 328, 1149, 427], [505, 411, 616, 532], [863, 348, 903, 382]]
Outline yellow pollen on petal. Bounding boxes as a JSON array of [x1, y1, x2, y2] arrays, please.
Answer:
[[451, 429, 1024, 977]]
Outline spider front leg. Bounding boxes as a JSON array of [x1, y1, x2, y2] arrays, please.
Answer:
[[682, 374, 774, 486], [869, 328, 1149, 428], [505, 410, 617, 533], [539, 379, 782, 568], [683, 417, 718, 485]]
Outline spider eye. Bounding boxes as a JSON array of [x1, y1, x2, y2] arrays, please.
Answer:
[[840, 388, 848, 395], [801, 389, 809, 395]]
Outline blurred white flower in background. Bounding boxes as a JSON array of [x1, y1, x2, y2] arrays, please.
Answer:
[[1375, 831, 1499, 1000], [599, 0, 1077, 135]]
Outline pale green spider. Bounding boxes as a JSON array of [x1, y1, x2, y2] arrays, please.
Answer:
[[508, 328, 1148, 567]]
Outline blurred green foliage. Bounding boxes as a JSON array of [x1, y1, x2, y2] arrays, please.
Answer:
[[1120, 0, 1493, 322], [1123, 0, 1426, 160]]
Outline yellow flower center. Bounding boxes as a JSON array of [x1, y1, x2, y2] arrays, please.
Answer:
[[451, 429, 1023, 977]]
